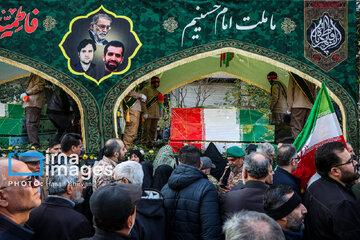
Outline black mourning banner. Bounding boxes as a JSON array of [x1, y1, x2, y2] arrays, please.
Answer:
[[304, 1, 347, 72]]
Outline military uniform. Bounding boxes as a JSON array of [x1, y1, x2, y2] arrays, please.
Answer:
[[23, 74, 45, 147], [219, 166, 243, 193], [122, 91, 144, 149], [140, 85, 161, 147], [270, 81, 288, 125], [219, 146, 245, 193], [92, 156, 117, 191]]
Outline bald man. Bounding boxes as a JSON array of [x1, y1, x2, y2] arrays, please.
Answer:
[[0, 158, 41, 239]]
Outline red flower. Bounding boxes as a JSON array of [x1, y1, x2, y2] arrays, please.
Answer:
[[157, 93, 164, 103]]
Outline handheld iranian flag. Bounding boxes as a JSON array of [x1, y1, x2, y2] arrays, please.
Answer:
[[293, 83, 345, 190]]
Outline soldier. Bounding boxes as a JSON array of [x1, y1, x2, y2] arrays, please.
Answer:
[[141, 77, 162, 147]]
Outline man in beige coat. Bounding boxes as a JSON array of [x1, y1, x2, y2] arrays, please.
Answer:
[[122, 90, 147, 150], [23, 74, 45, 148], [287, 73, 315, 139], [92, 138, 127, 191], [141, 77, 162, 147]]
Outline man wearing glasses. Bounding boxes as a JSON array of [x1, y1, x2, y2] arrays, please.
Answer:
[[89, 13, 112, 46], [304, 141, 360, 239], [273, 144, 302, 197], [0, 158, 41, 239]]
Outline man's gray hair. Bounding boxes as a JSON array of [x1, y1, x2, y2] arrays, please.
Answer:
[[48, 165, 79, 195], [223, 210, 285, 240], [91, 13, 112, 25], [243, 152, 269, 179], [113, 161, 144, 186], [257, 142, 275, 156]]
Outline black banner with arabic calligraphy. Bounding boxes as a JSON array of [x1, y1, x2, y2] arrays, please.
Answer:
[[304, 1, 347, 72]]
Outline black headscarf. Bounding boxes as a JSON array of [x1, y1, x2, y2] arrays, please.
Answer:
[[152, 164, 173, 191], [130, 150, 144, 162]]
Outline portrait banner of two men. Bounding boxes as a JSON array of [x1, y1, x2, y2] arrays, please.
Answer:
[[60, 6, 142, 84]]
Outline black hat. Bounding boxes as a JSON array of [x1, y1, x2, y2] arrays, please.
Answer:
[[19, 150, 42, 163], [90, 183, 142, 222]]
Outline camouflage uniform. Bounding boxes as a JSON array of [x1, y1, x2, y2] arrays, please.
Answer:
[[219, 166, 243, 194], [208, 174, 222, 195], [92, 156, 117, 191]]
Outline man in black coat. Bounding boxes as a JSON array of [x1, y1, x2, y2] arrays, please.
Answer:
[[220, 152, 272, 222], [273, 144, 302, 197], [161, 145, 222, 240], [304, 141, 360, 239], [81, 183, 142, 240], [27, 166, 92, 240], [264, 185, 307, 240], [113, 160, 166, 240]]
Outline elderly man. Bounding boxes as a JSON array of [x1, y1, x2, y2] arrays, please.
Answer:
[[141, 77, 162, 147], [89, 13, 112, 45], [264, 185, 307, 240], [161, 145, 222, 240], [19, 150, 41, 173], [0, 158, 41, 239], [27, 165, 91, 240], [201, 156, 221, 194], [304, 141, 360, 239], [219, 146, 246, 193], [18, 150, 48, 200], [81, 183, 142, 239], [92, 138, 127, 191], [113, 161, 166, 240], [273, 144, 302, 197], [257, 142, 275, 184], [220, 152, 271, 221], [223, 210, 285, 240], [257, 142, 275, 162]]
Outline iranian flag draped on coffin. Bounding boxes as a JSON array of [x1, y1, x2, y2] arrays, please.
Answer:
[[293, 82, 346, 190]]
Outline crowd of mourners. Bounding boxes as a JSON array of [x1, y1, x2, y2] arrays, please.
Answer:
[[0, 133, 360, 240]]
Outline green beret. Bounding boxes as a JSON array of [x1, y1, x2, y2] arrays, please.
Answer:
[[227, 146, 245, 158]]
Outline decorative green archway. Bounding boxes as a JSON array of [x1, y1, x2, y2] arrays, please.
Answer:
[[0, 48, 102, 152], [102, 40, 359, 151]]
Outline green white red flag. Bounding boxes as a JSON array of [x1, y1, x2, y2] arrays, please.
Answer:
[[292, 83, 345, 190]]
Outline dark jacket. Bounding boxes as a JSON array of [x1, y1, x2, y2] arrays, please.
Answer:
[[273, 167, 301, 197], [130, 189, 166, 240], [47, 87, 79, 119], [283, 230, 303, 240], [27, 196, 92, 240], [81, 228, 131, 240], [304, 177, 360, 240], [140, 161, 153, 189], [153, 164, 173, 191], [161, 164, 222, 240], [220, 180, 268, 222], [0, 215, 34, 240]]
